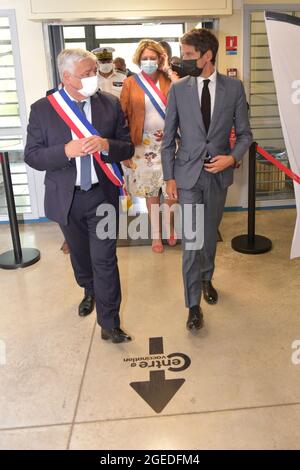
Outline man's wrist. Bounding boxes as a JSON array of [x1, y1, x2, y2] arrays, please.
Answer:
[[101, 139, 109, 153], [64, 143, 71, 158], [229, 155, 237, 167]]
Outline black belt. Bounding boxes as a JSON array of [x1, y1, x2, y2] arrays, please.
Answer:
[[75, 183, 99, 192], [203, 155, 212, 163]]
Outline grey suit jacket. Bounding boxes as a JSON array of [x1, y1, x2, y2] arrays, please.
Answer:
[[161, 73, 253, 189]]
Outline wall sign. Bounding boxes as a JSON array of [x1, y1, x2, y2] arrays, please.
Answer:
[[226, 36, 238, 55]]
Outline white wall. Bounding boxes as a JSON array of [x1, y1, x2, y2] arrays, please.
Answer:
[[28, 0, 232, 19], [218, 1, 300, 207], [219, 0, 300, 78]]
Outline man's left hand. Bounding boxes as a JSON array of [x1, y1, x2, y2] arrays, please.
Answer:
[[204, 155, 235, 174], [81, 136, 109, 154]]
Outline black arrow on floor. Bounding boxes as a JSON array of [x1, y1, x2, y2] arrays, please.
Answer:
[[130, 337, 185, 413]]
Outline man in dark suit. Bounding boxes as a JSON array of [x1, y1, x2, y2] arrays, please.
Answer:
[[25, 49, 134, 343]]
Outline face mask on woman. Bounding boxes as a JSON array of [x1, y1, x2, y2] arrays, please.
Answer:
[[140, 59, 158, 75]]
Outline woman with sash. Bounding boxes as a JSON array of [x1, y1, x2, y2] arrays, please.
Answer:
[[120, 40, 178, 253]]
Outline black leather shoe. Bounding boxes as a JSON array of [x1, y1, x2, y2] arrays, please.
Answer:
[[202, 280, 218, 305], [78, 295, 95, 317], [186, 306, 204, 330], [101, 327, 132, 343]]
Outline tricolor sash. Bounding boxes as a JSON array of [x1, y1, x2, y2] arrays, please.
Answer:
[[47, 88, 125, 193], [134, 71, 167, 120]]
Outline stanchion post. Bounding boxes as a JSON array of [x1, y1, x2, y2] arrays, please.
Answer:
[[248, 141, 256, 247], [0, 151, 40, 269], [231, 142, 272, 254], [0, 152, 22, 263]]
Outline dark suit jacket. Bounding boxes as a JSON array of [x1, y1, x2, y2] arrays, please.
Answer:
[[24, 90, 134, 225]]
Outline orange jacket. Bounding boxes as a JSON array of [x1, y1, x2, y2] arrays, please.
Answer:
[[120, 72, 171, 146]]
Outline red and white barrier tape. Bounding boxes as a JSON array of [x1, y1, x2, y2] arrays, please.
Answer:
[[256, 145, 300, 185]]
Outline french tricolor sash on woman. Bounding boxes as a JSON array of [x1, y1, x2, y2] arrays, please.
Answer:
[[134, 71, 167, 120], [47, 88, 126, 194]]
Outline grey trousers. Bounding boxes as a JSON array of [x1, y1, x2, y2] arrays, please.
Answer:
[[178, 170, 227, 308]]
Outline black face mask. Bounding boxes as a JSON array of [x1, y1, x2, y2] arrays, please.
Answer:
[[181, 59, 203, 77]]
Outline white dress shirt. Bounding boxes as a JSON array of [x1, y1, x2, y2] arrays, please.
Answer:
[[64, 89, 99, 186], [197, 69, 217, 120]]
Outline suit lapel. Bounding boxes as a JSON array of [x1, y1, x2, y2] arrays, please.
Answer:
[[90, 93, 110, 178], [89, 94, 100, 174], [187, 76, 206, 134], [91, 93, 101, 131], [208, 73, 226, 136]]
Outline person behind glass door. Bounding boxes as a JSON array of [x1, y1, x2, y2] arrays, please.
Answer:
[[159, 40, 180, 82], [92, 46, 126, 99], [113, 57, 134, 77]]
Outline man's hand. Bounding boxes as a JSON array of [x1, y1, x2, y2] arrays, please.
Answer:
[[64, 139, 88, 158], [204, 155, 235, 174], [64, 137, 109, 158], [82, 136, 109, 154], [166, 179, 178, 200]]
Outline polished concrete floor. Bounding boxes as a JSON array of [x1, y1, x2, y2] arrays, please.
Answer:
[[0, 209, 300, 450]]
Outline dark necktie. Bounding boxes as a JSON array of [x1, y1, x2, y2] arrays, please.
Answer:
[[201, 79, 211, 134], [75, 101, 91, 191]]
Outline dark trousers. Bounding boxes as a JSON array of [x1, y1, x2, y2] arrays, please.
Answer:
[[60, 185, 121, 329]]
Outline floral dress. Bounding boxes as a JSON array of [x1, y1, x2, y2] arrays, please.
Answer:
[[127, 87, 168, 198]]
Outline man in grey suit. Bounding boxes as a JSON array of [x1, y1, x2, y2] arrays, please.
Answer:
[[161, 29, 252, 330]]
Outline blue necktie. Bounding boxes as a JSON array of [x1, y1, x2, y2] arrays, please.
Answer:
[[75, 101, 92, 191]]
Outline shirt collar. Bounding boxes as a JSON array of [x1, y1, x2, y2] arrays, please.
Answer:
[[63, 87, 90, 105], [197, 68, 217, 85], [99, 70, 115, 79]]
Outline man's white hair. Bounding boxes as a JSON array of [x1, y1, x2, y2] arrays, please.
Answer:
[[57, 48, 97, 81]]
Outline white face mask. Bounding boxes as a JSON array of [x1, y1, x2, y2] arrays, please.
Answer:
[[99, 63, 113, 74], [140, 59, 158, 75], [78, 75, 99, 97]]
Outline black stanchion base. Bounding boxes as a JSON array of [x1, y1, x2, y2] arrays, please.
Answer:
[[231, 234, 272, 254], [0, 248, 40, 270]]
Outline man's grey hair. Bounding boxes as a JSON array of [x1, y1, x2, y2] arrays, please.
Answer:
[[57, 48, 97, 81]]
